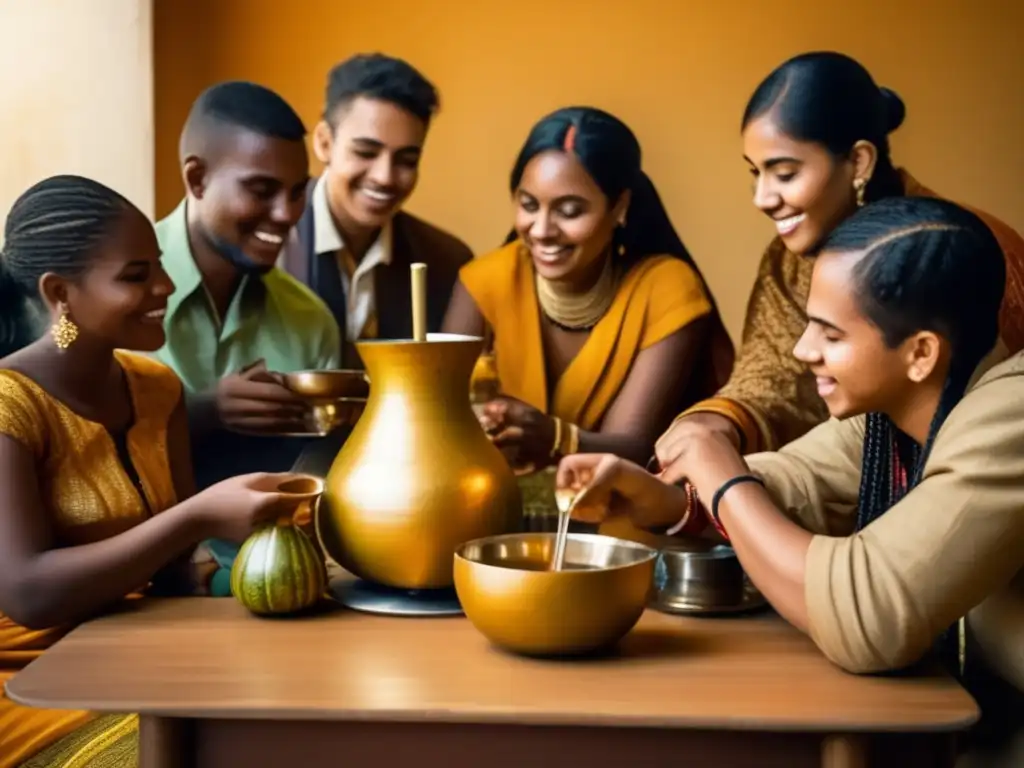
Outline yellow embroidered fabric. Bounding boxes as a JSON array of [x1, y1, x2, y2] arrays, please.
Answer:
[[18, 715, 138, 768], [0, 351, 181, 768]]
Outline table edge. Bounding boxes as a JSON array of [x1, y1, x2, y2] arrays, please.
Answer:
[[4, 599, 981, 735], [2, 685, 981, 733]]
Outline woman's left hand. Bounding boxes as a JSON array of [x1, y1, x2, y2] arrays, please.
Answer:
[[480, 396, 557, 466]]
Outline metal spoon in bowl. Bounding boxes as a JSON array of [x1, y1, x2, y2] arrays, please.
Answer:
[[552, 485, 591, 571]]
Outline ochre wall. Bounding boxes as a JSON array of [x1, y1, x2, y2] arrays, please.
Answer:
[[154, 0, 1024, 338]]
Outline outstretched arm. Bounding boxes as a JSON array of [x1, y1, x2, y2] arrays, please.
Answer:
[[562, 413, 868, 649], [680, 431, 815, 632], [150, 393, 210, 596], [0, 433, 210, 628]]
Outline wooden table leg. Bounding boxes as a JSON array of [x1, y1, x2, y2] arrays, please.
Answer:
[[822, 735, 869, 768], [139, 715, 194, 768]]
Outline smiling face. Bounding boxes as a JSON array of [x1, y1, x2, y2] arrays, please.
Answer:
[[743, 113, 860, 255], [55, 206, 176, 352], [793, 249, 941, 421], [513, 150, 626, 287], [186, 130, 310, 269], [315, 96, 426, 235]]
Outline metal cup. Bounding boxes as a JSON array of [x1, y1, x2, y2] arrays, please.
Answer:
[[654, 540, 746, 609]]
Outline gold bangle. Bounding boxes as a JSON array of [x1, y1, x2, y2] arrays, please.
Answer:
[[550, 416, 563, 458], [564, 422, 580, 455]]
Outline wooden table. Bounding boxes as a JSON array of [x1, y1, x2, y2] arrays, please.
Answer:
[[5, 597, 977, 768]]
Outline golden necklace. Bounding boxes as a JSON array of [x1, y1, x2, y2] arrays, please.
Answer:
[[534, 254, 616, 331]]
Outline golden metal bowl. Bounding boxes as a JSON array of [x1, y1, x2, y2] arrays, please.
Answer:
[[305, 398, 366, 436], [282, 369, 370, 399], [454, 532, 657, 656], [282, 370, 370, 435]]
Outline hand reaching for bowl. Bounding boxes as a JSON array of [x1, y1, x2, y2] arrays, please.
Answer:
[[216, 359, 309, 434], [555, 453, 690, 530]]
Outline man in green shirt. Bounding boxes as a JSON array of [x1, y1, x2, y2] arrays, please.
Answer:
[[155, 80, 340, 408], [154, 82, 342, 586]]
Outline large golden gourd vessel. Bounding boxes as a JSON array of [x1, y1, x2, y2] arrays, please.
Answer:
[[318, 333, 522, 606]]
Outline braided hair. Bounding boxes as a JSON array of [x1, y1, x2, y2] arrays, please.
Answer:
[[818, 197, 1006, 531], [0, 174, 133, 357]]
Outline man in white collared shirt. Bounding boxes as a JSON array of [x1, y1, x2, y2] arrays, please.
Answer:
[[309, 175, 392, 342], [280, 53, 473, 368]]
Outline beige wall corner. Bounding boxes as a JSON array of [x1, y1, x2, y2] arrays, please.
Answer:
[[0, 0, 154, 243]]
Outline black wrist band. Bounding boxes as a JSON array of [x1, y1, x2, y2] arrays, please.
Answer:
[[711, 474, 765, 527]]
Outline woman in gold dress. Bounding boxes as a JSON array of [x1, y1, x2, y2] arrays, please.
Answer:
[[0, 175, 302, 768], [655, 51, 1024, 475]]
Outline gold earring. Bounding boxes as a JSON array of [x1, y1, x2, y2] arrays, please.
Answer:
[[51, 309, 79, 350], [853, 178, 867, 208]]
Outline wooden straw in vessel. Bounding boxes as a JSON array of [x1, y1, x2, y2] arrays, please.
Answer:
[[411, 262, 427, 341]]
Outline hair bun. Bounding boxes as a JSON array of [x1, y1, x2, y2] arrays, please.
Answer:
[[879, 87, 906, 133]]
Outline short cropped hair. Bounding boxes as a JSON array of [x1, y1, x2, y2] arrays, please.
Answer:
[[323, 53, 439, 127], [180, 80, 306, 160]]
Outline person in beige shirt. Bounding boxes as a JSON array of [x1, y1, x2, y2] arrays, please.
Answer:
[[558, 197, 1024, 760]]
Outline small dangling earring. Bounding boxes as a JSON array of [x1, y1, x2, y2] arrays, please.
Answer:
[[853, 178, 867, 208], [51, 307, 79, 350], [615, 222, 626, 257]]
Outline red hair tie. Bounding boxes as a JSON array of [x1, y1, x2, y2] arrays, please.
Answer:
[[563, 124, 577, 153]]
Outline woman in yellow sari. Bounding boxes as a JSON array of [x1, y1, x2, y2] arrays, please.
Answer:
[[655, 51, 1024, 475], [0, 175, 301, 768], [443, 107, 733, 470]]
